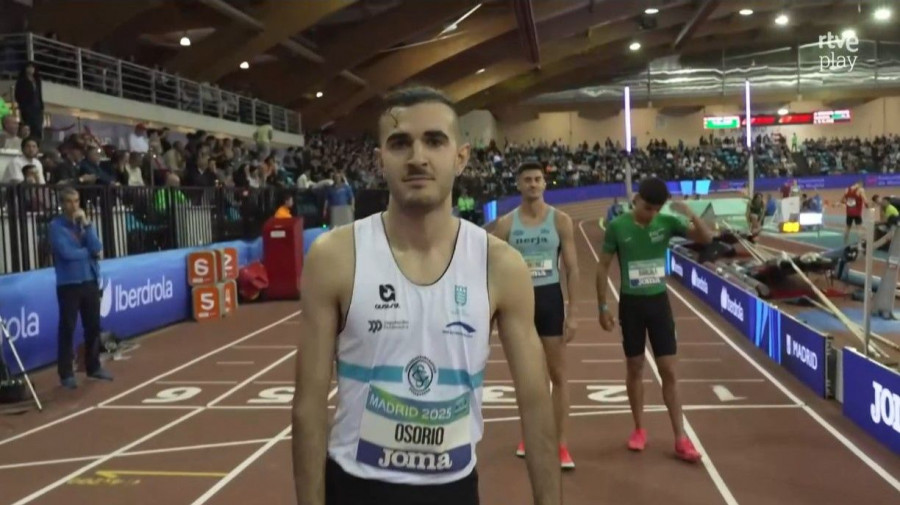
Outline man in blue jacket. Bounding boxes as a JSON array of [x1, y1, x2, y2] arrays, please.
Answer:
[[49, 186, 113, 388]]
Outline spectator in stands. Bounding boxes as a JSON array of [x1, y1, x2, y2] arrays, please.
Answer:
[[0, 114, 19, 149], [128, 123, 149, 153], [14, 61, 43, 141], [162, 140, 186, 172], [274, 192, 293, 218], [2, 137, 45, 184], [79, 146, 117, 185], [254, 122, 273, 157], [457, 186, 476, 222], [49, 186, 113, 389], [124, 152, 146, 186], [324, 171, 354, 227], [155, 173, 187, 212], [53, 146, 84, 185]]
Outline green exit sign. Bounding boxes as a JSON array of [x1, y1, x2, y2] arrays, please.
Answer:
[[703, 116, 740, 129]]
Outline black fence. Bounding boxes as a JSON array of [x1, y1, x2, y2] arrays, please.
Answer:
[[0, 183, 328, 275]]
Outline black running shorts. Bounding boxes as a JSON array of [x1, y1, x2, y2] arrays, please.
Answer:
[[846, 215, 862, 226], [325, 458, 479, 505], [618, 291, 677, 358], [534, 283, 565, 337]]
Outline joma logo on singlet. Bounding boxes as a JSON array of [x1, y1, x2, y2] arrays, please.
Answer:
[[377, 449, 453, 471]]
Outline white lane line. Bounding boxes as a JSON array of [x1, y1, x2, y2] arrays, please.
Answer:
[[216, 361, 255, 366], [206, 352, 297, 407], [188, 387, 338, 505], [10, 409, 205, 504], [96, 310, 301, 409], [579, 218, 740, 505], [156, 381, 239, 385], [666, 281, 900, 492]]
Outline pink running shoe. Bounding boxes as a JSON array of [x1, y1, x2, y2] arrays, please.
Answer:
[[559, 445, 575, 469], [675, 437, 702, 463], [627, 428, 647, 451], [515, 440, 525, 457]]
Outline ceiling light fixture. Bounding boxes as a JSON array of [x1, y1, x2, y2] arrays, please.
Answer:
[[180, 36, 191, 47], [316, 91, 323, 98], [629, 41, 641, 51], [874, 7, 892, 21], [739, 8, 753, 16], [645, 8, 659, 15], [775, 14, 789, 25], [239, 61, 249, 70], [476, 68, 486, 74]]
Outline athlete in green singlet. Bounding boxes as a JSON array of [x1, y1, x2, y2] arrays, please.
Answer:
[[493, 160, 579, 469], [595, 177, 714, 463]]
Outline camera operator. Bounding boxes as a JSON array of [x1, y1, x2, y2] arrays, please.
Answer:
[[48, 186, 113, 389]]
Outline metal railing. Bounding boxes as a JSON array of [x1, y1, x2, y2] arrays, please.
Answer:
[[0, 33, 301, 134], [0, 183, 324, 275]]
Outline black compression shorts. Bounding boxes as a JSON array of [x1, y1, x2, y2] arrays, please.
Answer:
[[534, 283, 565, 337], [325, 458, 479, 505], [618, 291, 677, 358], [846, 215, 862, 227]]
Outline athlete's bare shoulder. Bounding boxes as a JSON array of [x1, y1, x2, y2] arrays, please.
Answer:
[[487, 233, 529, 297], [302, 223, 355, 301], [490, 212, 515, 241], [552, 206, 573, 226]]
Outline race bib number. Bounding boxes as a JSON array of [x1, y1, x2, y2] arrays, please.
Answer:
[[524, 255, 554, 278], [847, 198, 856, 207], [628, 259, 665, 288], [356, 385, 472, 474]]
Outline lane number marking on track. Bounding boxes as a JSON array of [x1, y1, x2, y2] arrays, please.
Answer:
[[138, 384, 748, 406]]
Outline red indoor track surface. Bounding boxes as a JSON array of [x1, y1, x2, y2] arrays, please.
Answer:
[[1, 200, 899, 505]]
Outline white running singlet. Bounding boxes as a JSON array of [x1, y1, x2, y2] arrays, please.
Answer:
[[327, 213, 491, 485]]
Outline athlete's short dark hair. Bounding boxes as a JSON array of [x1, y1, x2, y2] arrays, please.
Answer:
[[637, 177, 670, 206], [517, 159, 544, 176], [377, 85, 459, 139]]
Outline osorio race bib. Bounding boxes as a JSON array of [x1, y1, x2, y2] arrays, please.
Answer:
[[356, 385, 472, 474]]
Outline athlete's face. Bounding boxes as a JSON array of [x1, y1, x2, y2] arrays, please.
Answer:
[[632, 196, 663, 225], [517, 168, 546, 200], [376, 102, 469, 211]]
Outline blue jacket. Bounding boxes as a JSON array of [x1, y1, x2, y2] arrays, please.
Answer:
[[49, 215, 102, 286]]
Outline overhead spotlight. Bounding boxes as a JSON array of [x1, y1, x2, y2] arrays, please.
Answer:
[[316, 91, 323, 98], [874, 7, 892, 21], [739, 8, 753, 16], [629, 41, 641, 51], [239, 61, 249, 70], [777, 108, 788, 116], [841, 29, 857, 40], [644, 8, 659, 15], [775, 14, 789, 26], [180, 36, 191, 47], [476, 68, 486, 74]]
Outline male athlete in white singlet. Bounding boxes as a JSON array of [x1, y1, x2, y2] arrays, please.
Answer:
[[291, 86, 561, 505]]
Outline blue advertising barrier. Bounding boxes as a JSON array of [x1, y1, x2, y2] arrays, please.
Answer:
[[482, 173, 900, 222], [842, 347, 900, 455], [1, 238, 263, 373], [666, 248, 834, 398]]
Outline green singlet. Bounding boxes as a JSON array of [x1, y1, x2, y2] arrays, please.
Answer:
[[602, 212, 688, 296]]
